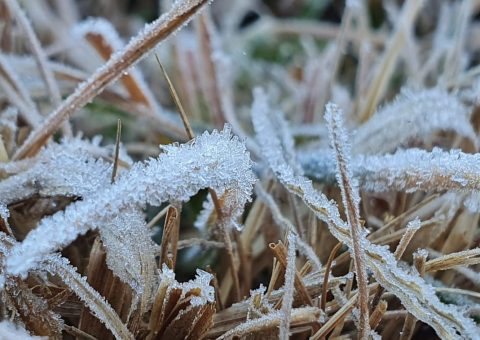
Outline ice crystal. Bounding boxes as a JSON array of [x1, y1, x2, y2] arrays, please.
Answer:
[[252, 88, 480, 339], [0, 137, 112, 205], [5, 126, 255, 278]]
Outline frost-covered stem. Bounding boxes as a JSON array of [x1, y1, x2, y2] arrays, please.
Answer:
[[13, 0, 211, 160], [216, 307, 320, 340], [0, 55, 42, 126], [279, 232, 296, 340], [4, 0, 71, 136], [371, 219, 421, 314], [325, 103, 370, 339]]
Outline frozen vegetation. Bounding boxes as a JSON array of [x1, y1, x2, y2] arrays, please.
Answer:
[[0, 0, 479, 339]]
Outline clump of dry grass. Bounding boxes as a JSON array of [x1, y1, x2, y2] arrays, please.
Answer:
[[0, 0, 480, 339]]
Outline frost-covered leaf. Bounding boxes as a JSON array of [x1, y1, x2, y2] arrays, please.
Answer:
[[5, 126, 255, 278], [252, 88, 480, 339], [98, 208, 157, 310]]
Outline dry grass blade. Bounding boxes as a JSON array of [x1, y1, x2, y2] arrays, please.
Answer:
[[425, 248, 480, 272], [13, 0, 211, 160], [269, 241, 313, 306], [155, 54, 195, 139], [358, 0, 424, 122], [111, 119, 122, 183], [325, 103, 370, 339], [321, 242, 342, 311], [160, 206, 180, 268]]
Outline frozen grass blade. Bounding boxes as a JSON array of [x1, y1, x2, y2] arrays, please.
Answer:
[[325, 102, 370, 339], [45, 255, 134, 340]]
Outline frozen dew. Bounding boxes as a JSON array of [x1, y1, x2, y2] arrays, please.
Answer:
[[5, 126, 255, 279]]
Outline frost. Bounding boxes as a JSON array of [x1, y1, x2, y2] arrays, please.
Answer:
[[252, 88, 480, 339], [99, 208, 157, 303], [0, 203, 9, 221], [301, 147, 480, 210], [354, 88, 476, 154], [158, 263, 214, 307], [406, 217, 421, 231], [0, 138, 112, 205], [181, 268, 215, 306], [5, 126, 255, 278], [0, 320, 46, 339], [194, 195, 215, 230], [246, 284, 273, 319]]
